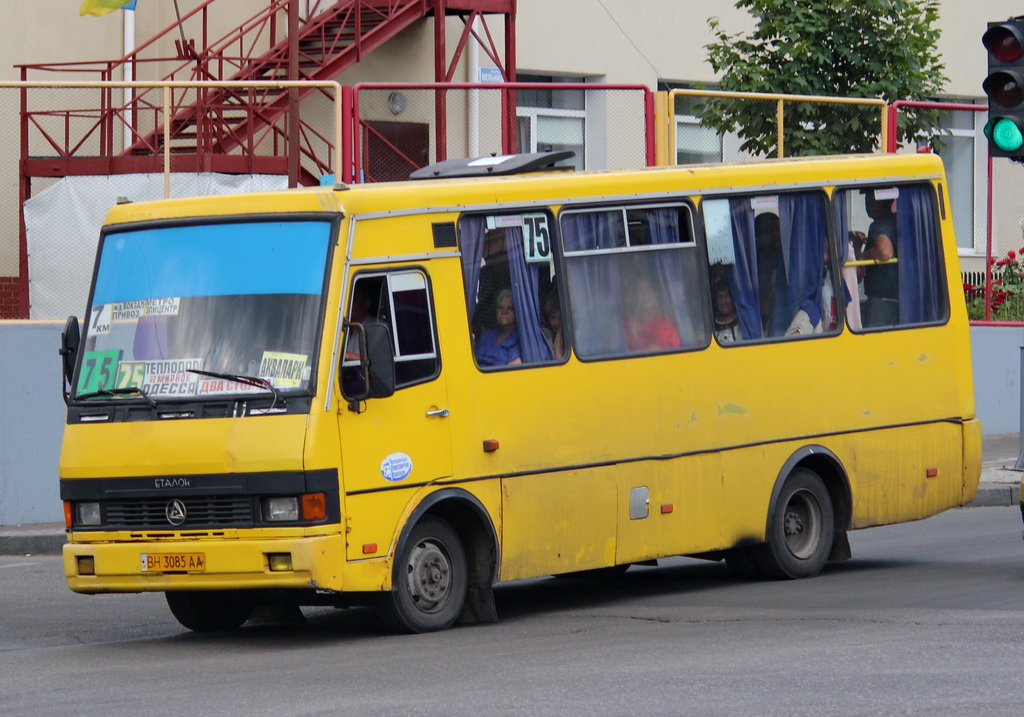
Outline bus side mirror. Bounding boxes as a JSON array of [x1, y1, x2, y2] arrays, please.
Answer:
[[341, 321, 395, 411], [60, 315, 80, 399]]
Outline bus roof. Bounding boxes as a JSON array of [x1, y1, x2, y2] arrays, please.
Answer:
[[102, 152, 947, 227]]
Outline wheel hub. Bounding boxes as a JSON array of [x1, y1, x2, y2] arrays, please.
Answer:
[[785, 511, 803, 536], [406, 540, 451, 612]]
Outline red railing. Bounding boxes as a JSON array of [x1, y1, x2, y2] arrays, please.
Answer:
[[17, 1, 429, 175]]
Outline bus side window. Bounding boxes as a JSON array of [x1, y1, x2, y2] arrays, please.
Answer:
[[836, 184, 947, 330], [703, 191, 835, 343], [459, 212, 562, 368], [341, 270, 439, 399], [562, 204, 707, 359]]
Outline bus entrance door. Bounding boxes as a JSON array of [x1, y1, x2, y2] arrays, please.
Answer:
[[337, 268, 451, 560]]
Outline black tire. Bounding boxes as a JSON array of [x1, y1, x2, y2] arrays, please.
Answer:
[[753, 468, 834, 580], [377, 516, 468, 633], [165, 590, 256, 632]]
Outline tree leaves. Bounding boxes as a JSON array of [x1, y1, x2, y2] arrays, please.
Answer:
[[698, 0, 948, 156]]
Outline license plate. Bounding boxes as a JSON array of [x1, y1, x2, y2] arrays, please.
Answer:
[[140, 552, 206, 572]]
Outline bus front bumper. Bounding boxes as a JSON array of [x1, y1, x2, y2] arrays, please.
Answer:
[[63, 534, 372, 594]]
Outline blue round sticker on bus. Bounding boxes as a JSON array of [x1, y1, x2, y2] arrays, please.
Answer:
[[381, 452, 413, 482]]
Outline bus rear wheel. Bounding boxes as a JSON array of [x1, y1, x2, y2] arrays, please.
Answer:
[[754, 468, 834, 580], [165, 590, 256, 632], [377, 516, 468, 633]]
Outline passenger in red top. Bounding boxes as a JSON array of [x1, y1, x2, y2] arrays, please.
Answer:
[[624, 276, 681, 352]]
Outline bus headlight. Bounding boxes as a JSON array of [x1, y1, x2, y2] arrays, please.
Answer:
[[76, 502, 101, 526], [262, 497, 299, 522]]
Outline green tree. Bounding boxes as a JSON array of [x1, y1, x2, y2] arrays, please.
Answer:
[[698, 0, 948, 157]]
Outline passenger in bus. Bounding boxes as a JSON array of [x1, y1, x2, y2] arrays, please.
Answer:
[[344, 282, 385, 361], [624, 275, 681, 352], [713, 283, 741, 343], [861, 191, 899, 327], [542, 291, 566, 360], [474, 288, 522, 366]]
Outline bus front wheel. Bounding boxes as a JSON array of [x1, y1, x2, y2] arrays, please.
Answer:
[[378, 516, 468, 633], [165, 590, 256, 632], [755, 468, 834, 580]]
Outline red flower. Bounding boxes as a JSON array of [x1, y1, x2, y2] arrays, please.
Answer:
[[1010, 251, 1018, 261], [996, 258, 1010, 266]]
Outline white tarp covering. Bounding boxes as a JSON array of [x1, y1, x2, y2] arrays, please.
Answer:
[[23, 173, 288, 320]]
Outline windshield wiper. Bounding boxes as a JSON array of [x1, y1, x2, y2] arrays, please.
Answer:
[[187, 369, 284, 410], [76, 386, 158, 407]]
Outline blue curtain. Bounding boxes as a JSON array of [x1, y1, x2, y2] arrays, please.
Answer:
[[505, 225, 554, 363], [459, 216, 487, 326], [779, 193, 827, 330], [725, 199, 763, 340], [897, 185, 944, 324], [647, 208, 700, 345], [562, 211, 627, 356]]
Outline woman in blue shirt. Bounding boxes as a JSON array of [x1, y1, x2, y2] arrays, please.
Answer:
[[474, 288, 522, 366]]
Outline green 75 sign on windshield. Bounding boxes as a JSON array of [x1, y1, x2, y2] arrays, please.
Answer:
[[78, 349, 124, 394]]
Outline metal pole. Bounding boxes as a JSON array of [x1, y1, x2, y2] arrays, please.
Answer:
[[287, 0, 299, 188], [1015, 344, 1024, 469]]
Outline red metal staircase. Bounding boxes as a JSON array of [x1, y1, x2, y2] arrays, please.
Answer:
[[19, 0, 516, 184]]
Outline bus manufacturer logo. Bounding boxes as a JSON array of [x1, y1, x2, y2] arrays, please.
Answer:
[[165, 499, 187, 526]]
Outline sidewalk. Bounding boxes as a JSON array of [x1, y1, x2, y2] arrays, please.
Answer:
[[3, 435, 1022, 556]]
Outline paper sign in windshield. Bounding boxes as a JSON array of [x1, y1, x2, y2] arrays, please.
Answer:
[[117, 358, 203, 397], [109, 298, 181, 321], [259, 351, 308, 389]]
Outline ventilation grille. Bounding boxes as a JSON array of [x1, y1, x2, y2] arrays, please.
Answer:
[[104, 496, 255, 528]]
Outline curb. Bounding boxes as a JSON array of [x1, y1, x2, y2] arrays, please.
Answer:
[[968, 482, 1021, 508], [0, 532, 66, 556], [1, 484, 1020, 556]]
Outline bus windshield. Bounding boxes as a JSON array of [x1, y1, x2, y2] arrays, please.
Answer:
[[74, 219, 332, 401]]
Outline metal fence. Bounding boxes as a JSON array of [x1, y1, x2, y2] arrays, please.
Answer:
[[665, 89, 888, 163], [2, 82, 1014, 325]]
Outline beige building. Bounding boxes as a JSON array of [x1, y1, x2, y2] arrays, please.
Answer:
[[0, 0, 1017, 317]]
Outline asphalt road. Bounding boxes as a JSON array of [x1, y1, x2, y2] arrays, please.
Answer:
[[2, 506, 1023, 716]]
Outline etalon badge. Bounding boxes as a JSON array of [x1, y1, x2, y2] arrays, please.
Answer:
[[165, 499, 187, 526]]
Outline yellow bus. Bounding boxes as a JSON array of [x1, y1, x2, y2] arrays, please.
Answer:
[[59, 151, 981, 633]]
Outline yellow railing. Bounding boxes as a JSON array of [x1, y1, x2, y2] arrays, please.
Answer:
[[660, 89, 889, 165]]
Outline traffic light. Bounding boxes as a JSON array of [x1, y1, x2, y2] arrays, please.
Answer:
[[983, 18, 1024, 157]]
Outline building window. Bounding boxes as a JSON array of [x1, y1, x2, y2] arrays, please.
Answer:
[[660, 82, 724, 165], [930, 104, 985, 255], [517, 74, 586, 170]]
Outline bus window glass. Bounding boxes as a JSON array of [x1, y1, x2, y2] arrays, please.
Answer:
[[78, 220, 331, 399], [459, 212, 562, 368], [561, 205, 707, 359], [341, 270, 438, 398], [836, 184, 948, 330], [702, 191, 837, 343]]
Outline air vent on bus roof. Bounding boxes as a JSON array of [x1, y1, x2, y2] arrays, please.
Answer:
[[409, 151, 576, 180]]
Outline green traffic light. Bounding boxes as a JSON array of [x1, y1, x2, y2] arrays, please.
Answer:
[[990, 117, 1024, 151]]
